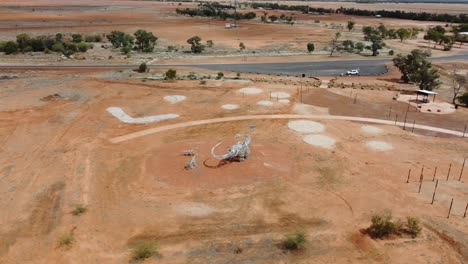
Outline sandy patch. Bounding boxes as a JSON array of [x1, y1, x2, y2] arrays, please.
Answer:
[[361, 125, 383, 134], [279, 99, 290, 104], [164, 95, 186, 104], [366, 141, 394, 151], [239, 87, 262, 94], [174, 202, 216, 217], [257, 101, 273, 106], [271, 92, 290, 99], [106, 107, 178, 124], [288, 120, 325, 133], [303, 134, 336, 148], [221, 104, 239, 110]]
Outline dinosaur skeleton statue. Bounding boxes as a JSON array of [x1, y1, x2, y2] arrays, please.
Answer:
[[184, 155, 197, 170], [211, 134, 251, 162]]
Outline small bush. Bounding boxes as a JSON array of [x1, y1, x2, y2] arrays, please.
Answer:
[[72, 205, 87, 216], [388, 50, 394, 55], [59, 233, 75, 247], [282, 231, 306, 250], [131, 241, 160, 261], [216, 72, 224, 80], [368, 211, 395, 239], [165, 68, 177, 80], [138, 62, 148, 73], [167, 45, 178, 52], [206, 40, 214, 47], [406, 217, 422, 238], [239, 42, 246, 51]]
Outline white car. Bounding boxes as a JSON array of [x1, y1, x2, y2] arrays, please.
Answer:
[[346, 69, 360, 76]]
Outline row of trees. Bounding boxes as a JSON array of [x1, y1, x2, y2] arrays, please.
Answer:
[[363, 24, 420, 42], [250, 2, 468, 23], [0, 33, 95, 56], [176, 2, 256, 20], [107, 30, 157, 54], [260, 13, 295, 25]]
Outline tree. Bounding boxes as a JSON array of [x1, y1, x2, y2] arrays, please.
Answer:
[[459, 93, 468, 106], [107, 31, 134, 48], [366, 34, 384, 56], [187, 36, 205, 53], [16, 33, 31, 51], [268, 15, 278, 23], [342, 40, 354, 52], [3, 41, 18, 55], [393, 49, 440, 90], [121, 45, 131, 55], [71, 34, 82, 43], [239, 42, 246, 51], [55, 33, 63, 42], [329, 32, 341, 57], [347, 21, 355, 31], [307, 42, 315, 53], [451, 71, 466, 104], [165, 69, 177, 80], [396, 28, 411, 42], [134, 29, 158, 52], [138, 62, 148, 73]]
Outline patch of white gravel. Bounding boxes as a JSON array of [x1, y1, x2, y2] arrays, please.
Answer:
[[288, 120, 325, 133], [303, 134, 336, 148], [279, 99, 290, 104], [174, 203, 215, 217], [366, 141, 393, 151], [106, 107, 178, 124], [361, 125, 383, 134], [257, 100, 273, 106], [221, 104, 239, 110], [271, 92, 290, 99], [164, 95, 186, 104], [239, 87, 262, 94]]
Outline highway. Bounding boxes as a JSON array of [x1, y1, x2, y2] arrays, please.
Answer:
[[0, 53, 467, 76]]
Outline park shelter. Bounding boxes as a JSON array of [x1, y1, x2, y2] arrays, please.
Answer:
[[416, 90, 437, 103]]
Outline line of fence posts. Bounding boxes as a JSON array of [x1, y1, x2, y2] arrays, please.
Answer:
[[407, 163, 466, 218]]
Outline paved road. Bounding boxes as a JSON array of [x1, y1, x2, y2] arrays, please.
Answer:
[[110, 114, 467, 144], [1, 53, 467, 76]]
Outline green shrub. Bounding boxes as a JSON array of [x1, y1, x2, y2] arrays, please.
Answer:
[[121, 45, 132, 54], [71, 34, 82, 43], [59, 233, 75, 247], [406, 217, 422, 238], [165, 68, 177, 80], [0, 41, 6, 52], [206, 40, 214, 47], [131, 241, 160, 260], [72, 205, 87, 216], [282, 231, 306, 250], [52, 42, 65, 53], [388, 50, 394, 55], [216, 72, 224, 80], [77, 42, 88, 52], [368, 211, 396, 239]]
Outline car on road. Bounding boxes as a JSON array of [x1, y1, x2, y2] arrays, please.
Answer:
[[346, 69, 360, 76]]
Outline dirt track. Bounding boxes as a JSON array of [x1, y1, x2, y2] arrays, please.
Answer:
[[110, 114, 467, 143]]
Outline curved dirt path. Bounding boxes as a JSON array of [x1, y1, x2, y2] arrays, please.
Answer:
[[110, 114, 466, 144]]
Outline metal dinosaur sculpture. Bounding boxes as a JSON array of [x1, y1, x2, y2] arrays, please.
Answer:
[[211, 134, 251, 162]]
